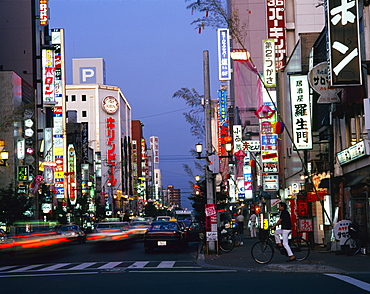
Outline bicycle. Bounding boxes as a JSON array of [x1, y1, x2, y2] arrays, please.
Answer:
[[218, 226, 235, 253], [343, 224, 368, 256], [251, 228, 310, 264]]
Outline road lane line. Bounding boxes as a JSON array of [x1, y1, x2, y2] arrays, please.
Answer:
[[98, 262, 122, 269], [325, 274, 370, 292], [68, 262, 96, 270], [127, 261, 149, 268], [157, 261, 176, 268], [37, 263, 71, 271]]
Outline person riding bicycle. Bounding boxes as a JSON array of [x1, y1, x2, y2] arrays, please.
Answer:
[[271, 202, 296, 262]]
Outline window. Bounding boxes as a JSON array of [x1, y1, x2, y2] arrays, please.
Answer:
[[82, 111, 87, 117], [82, 95, 86, 101], [72, 95, 76, 102], [66, 95, 68, 102]]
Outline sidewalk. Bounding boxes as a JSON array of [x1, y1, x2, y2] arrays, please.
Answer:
[[197, 236, 370, 274]]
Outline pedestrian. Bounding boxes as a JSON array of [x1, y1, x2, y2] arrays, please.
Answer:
[[249, 211, 257, 238], [236, 212, 245, 236], [271, 202, 296, 262]]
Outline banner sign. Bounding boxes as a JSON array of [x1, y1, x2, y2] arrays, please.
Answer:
[[217, 28, 231, 80], [266, 0, 286, 70], [290, 75, 312, 149], [262, 39, 276, 87], [327, 0, 362, 86]]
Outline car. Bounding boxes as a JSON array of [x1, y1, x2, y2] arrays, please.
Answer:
[[58, 224, 86, 244], [144, 221, 186, 253], [156, 216, 171, 221], [95, 222, 131, 233], [87, 222, 135, 244], [131, 221, 151, 238]]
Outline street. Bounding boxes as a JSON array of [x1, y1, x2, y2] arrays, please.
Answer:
[[0, 240, 369, 293]]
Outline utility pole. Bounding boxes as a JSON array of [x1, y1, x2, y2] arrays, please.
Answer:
[[203, 50, 216, 252]]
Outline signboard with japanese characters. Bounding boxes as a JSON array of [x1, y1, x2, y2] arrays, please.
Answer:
[[263, 162, 278, 173], [263, 39, 276, 87], [327, 0, 362, 86], [217, 28, 231, 81], [337, 140, 369, 165], [242, 140, 260, 152], [150, 136, 159, 164], [299, 219, 313, 232], [205, 204, 218, 241], [233, 125, 243, 152], [243, 154, 253, 200], [263, 174, 279, 191], [290, 75, 312, 149], [308, 62, 341, 103], [333, 219, 352, 245], [266, 0, 286, 70]]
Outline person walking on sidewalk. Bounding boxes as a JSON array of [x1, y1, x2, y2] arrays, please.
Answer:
[[271, 202, 296, 262], [249, 211, 257, 238], [236, 213, 245, 235]]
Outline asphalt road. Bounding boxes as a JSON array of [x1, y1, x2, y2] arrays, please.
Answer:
[[0, 240, 369, 294]]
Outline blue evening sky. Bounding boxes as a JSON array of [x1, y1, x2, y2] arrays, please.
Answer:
[[49, 0, 219, 209]]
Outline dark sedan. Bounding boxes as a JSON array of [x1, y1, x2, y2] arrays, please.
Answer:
[[144, 221, 186, 253]]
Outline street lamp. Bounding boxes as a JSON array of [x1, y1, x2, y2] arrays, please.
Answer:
[[195, 175, 201, 182], [196, 143, 203, 159]]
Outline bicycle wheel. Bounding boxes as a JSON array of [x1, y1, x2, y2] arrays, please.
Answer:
[[251, 241, 274, 264], [290, 237, 310, 261], [344, 237, 361, 256], [219, 234, 235, 253]]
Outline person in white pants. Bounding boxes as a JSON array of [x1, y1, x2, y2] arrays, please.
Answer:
[[271, 202, 296, 262], [249, 212, 257, 238]]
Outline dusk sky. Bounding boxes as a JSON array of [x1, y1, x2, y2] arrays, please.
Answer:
[[49, 0, 220, 208]]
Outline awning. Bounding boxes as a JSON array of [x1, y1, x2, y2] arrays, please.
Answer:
[[345, 174, 369, 187]]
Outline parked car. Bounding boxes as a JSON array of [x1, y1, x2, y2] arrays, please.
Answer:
[[144, 221, 186, 253], [58, 224, 86, 244]]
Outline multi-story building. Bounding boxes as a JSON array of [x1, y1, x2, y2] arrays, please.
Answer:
[[167, 185, 181, 208], [65, 58, 132, 218]]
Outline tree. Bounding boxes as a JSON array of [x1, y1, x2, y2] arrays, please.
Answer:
[[144, 201, 158, 218], [185, 0, 248, 47], [0, 185, 32, 224]]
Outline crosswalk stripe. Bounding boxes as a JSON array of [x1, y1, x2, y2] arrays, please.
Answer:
[[127, 261, 149, 268], [157, 261, 176, 268], [97, 262, 122, 269], [37, 263, 71, 271], [9, 264, 44, 272], [67, 262, 96, 270], [0, 266, 18, 271]]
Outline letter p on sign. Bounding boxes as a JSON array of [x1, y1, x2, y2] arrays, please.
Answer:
[[80, 67, 96, 83]]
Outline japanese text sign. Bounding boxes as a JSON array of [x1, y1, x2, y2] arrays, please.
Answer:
[[263, 39, 276, 87], [327, 0, 362, 86], [266, 0, 286, 70], [290, 75, 312, 149], [217, 28, 231, 80]]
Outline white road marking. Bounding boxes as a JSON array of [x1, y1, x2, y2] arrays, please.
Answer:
[[157, 261, 176, 268], [68, 262, 96, 270], [37, 263, 71, 271], [97, 262, 122, 269], [325, 274, 370, 292], [9, 264, 44, 272], [127, 261, 149, 268], [0, 266, 18, 271]]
